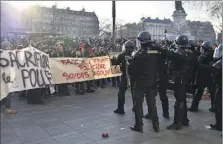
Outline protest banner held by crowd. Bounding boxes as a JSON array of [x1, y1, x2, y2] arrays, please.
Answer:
[[0, 46, 121, 100]]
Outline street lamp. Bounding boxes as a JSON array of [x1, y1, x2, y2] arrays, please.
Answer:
[[112, 1, 116, 46]]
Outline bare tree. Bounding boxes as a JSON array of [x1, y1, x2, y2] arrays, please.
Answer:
[[187, 21, 204, 41], [188, 1, 222, 32], [99, 18, 123, 33]]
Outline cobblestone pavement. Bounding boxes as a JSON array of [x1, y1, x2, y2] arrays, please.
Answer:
[[1, 86, 222, 144]]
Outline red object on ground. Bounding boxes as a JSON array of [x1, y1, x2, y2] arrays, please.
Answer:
[[102, 132, 109, 138]]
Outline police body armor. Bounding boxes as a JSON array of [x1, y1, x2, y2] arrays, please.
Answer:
[[131, 46, 161, 85]]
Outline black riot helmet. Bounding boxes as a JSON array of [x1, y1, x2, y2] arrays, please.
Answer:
[[175, 35, 189, 48], [122, 40, 135, 54], [137, 31, 152, 46], [201, 41, 212, 52]]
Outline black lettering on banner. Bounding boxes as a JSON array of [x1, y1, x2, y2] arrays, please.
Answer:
[[15, 51, 25, 68], [44, 70, 53, 84], [36, 69, 45, 87], [41, 55, 50, 69], [21, 68, 52, 88], [24, 51, 36, 67], [0, 51, 9, 67], [9, 51, 20, 69], [29, 68, 37, 87], [34, 51, 42, 68], [21, 69, 30, 88], [2, 72, 13, 83]]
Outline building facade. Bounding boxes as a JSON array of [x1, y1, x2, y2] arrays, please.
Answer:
[[117, 5, 216, 42], [117, 23, 140, 38], [117, 18, 172, 40], [187, 21, 216, 42], [2, 3, 99, 38], [143, 17, 172, 40]]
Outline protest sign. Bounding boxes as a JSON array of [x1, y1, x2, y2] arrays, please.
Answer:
[[50, 56, 115, 84], [0, 48, 122, 100], [0, 46, 54, 100]]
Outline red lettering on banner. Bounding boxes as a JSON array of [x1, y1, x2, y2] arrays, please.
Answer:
[[90, 64, 105, 70], [62, 72, 90, 80], [90, 57, 110, 64], [93, 69, 111, 77], [60, 59, 82, 65], [78, 65, 89, 71]]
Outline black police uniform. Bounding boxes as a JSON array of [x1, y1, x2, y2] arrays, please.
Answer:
[[188, 41, 216, 112], [210, 44, 222, 131], [144, 48, 170, 119], [158, 35, 194, 130], [210, 59, 222, 131], [187, 41, 199, 96], [130, 31, 159, 133], [114, 40, 135, 114]]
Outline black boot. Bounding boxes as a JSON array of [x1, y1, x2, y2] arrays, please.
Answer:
[[167, 123, 182, 130], [210, 124, 222, 131], [143, 113, 151, 120], [162, 102, 170, 119], [188, 101, 199, 112], [163, 113, 170, 119], [152, 121, 159, 132], [183, 103, 190, 127], [175, 102, 185, 129], [209, 107, 215, 113], [130, 126, 143, 133], [114, 108, 125, 115], [167, 102, 184, 130]]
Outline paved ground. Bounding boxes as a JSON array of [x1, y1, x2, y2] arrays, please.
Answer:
[[1, 86, 222, 144]]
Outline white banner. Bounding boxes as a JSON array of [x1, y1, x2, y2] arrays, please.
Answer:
[[0, 46, 54, 100], [0, 47, 122, 101]]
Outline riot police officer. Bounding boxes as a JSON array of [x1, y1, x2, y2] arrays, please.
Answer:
[[129, 31, 159, 133], [114, 40, 135, 114], [210, 44, 222, 131], [157, 35, 194, 130], [188, 41, 216, 112], [144, 44, 170, 119]]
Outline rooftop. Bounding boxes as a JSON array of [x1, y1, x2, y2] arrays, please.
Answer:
[[143, 17, 172, 24], [187, 20, 212, 26], [41, 6, 97, 17]]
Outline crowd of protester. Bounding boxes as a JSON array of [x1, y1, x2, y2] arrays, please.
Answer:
[[0, 35, 129, 113], [0, 35, 220, 120]]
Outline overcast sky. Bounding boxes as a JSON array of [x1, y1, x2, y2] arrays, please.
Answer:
[[7, 1, 219, 31]]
